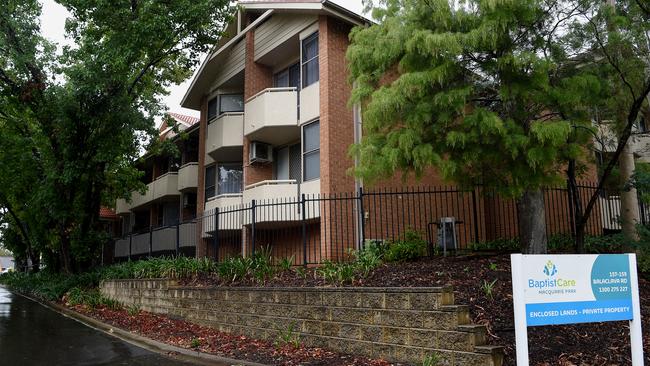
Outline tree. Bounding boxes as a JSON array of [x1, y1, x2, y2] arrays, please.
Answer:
[[348, 0, 592, 253], [0, 0, 232, 273], [563, 0, 650, 251]]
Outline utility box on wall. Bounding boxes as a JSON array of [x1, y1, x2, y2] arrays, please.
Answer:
[[437, 217, 457, 255]]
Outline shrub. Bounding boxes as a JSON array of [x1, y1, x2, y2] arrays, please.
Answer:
[[384, 230, 427, 262], [274, 323, 301, 349]]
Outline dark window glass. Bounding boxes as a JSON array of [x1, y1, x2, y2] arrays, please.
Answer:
[[219, 94, 244, 114], [205, 165, 216, 201], [218, 164, 243, 194], [208, 97, 218, 121], [303, 121, 320, 181], [302, 33, 319, 88], [274, 63, 300, 88]]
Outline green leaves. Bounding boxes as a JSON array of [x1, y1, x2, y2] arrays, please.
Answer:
[[0, 0, 233, 272], [347, 0, 600, 197]]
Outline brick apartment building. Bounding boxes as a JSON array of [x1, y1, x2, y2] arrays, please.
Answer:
[[113, 0, 615, 263]]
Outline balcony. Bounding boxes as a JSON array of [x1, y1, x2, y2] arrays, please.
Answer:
[[113, 221, 198, 258], [207, 113, 244, 160], [244, 88, 299, 145], [177, 163, 198, 191], [152, 172, 179, 201], [114, 173, 180, 212]]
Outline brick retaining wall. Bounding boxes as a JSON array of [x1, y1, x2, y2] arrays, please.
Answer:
[[101, 280, 503, 365]]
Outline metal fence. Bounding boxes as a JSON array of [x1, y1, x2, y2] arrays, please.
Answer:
[[112, 182, 650, 265]]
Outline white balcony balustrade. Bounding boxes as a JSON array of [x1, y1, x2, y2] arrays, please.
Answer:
[[244, 88, 299, 145]]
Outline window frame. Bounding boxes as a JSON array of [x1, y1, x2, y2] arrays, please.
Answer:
[[204, 164, 216, 202], [301, 32, 319, 88], [217, 163, 244, 195], [302, 120, 320, 182], [218, 93, 244, 115]]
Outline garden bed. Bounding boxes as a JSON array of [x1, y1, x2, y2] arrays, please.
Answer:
[[180, 254, 650, 366], [68, 303, 398, 366]]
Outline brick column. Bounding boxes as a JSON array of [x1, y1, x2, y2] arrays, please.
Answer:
[[196, 96, 208, 258], [243, 29, 273, 187]]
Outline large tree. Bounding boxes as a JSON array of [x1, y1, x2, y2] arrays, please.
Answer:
[[0, 0, 232, 273], [563, 0, 650, 251], [348, 0, 592, 253]]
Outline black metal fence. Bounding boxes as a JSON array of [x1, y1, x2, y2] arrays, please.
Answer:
[[113, 182, 650, 265]]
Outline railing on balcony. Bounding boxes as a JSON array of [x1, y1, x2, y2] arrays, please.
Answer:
[[178, 162, 199, 191], [113, 220, 198, 260], [207, 113, 244, 157], [244, 87, 299, 144], [114, 173, 180, 213]]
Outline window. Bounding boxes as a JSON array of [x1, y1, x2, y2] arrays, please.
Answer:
[[302, 33, 319, 88], [303, 121, 320, 181], [208, 97, 218, 121], [274, 144, 301, 181], [218, 164, 243, 194], [219, 94, 244, 114], [274, 63, 300, 88], [205, 165, 216, 201]]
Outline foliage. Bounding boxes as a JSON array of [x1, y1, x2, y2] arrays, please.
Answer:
[[0, 0, 233, 273], [632, 225, 650, 275], [383, 231, 427, 262], [127, 304, 141, 316], [348, 1, 592, 195], [481, 279, 497, 299], [421, 353, 440, 366], [274, 323, 301, 349], [278, 256, 294, 272], [66, 287, 120, 309], [190, 338, 201, 348], [630, 162, 650, 204]]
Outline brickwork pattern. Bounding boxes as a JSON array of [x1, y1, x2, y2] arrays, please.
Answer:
[[101, 280, 503, 366]]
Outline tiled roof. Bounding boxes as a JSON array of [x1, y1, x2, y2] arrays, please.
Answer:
[[99, 207, 118, 220], [168, 112, 200, 126]]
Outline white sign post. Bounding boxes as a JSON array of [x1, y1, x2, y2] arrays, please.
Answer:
[[511, 253, 645, 366]]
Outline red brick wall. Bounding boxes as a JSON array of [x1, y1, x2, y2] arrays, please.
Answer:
[[319, 16, 355, 195], [244, 29, 273, 186]]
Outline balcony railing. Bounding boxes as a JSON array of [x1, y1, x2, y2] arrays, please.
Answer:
[[178, 163, 198, 191], [244, 87, 299, 145], [113, 221, 198, 259], [115, 173, 180, 213], [207, 113, 244, 158]]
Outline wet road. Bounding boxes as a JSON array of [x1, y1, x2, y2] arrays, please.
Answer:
[[0, 286, 200, 366]]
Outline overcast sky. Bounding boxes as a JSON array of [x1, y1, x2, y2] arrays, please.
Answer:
[[39, 0, 366, 119]]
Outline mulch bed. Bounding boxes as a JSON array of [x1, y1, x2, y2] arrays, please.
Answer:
[[69, 303, 398, 366], [181, 253, 650, 366]]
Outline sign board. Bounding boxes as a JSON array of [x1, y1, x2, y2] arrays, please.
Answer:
[[511, 254, 644, 366]]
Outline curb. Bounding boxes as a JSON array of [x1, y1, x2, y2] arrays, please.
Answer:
[[9, 289, 268, 366]]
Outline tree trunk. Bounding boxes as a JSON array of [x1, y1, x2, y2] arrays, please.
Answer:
[[620, 143, 640, 244], [59, 231, 74, 274], [517, 189, 548, 254]]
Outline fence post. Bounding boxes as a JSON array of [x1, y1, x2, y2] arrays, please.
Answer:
[[358, 187, 365, 250], [214, 208, 220, 262], [175, 221, 180, 256], [251, 200, 256, 257], [471, 188, 480, 243], [128, 233, 132, 261], [566, 180, 576, 238], [301, 194, 307, 266], [149, 226, 153, 257]]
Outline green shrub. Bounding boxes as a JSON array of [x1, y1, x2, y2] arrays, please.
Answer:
[[384, 230, 427, 262], [274, 323, 301, 349]]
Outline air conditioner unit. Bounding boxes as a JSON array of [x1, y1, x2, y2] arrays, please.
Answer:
[[249, 141, 273, 164]]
